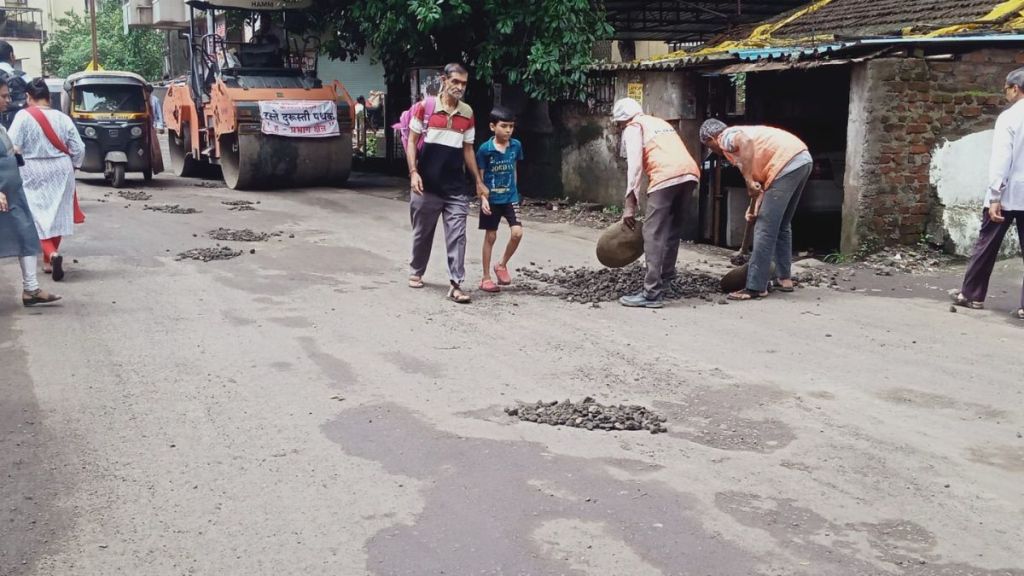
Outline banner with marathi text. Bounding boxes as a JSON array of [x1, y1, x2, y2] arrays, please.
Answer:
[[258, 100, 340, 138]]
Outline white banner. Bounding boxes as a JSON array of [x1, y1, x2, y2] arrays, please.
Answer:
[[258, 100, 340, 138]]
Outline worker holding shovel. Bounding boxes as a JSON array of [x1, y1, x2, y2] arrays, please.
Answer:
[[700, 119, 811, 301], [612, 98, 701, 309]]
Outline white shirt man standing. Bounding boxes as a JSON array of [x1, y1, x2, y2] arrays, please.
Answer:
[[951, 66, 1024, 320]]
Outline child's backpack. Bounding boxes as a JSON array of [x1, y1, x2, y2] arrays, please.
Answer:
[[393, 96, 436, 157]]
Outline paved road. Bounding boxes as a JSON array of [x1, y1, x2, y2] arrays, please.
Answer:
[[1, 168, 1022, 576]]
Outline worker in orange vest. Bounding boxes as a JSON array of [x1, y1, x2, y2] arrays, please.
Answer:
[[700, 119, 812, 301], [613, 98, 701, 309]]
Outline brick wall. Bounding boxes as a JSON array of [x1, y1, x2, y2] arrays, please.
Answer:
[[845, 49, 1022, 251]]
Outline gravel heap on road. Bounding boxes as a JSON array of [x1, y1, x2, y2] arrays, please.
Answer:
[[144, 204, 200, 214], [229, 205, 256, 211], [506, 397, 668, 434], [207, 228, 278, 242], [222, 200, 259, 206], [520, 264, 721, 303], [118, 190, 152, 201], [175, 247, 242, 262], [194, 181, 223, 189], [858, 244, 962, 276], [517, 199, 618, 230]]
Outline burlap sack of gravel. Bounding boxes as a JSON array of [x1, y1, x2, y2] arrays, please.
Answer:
[[596, 220, 644, 268]]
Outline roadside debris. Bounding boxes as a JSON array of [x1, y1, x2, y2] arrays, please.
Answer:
[[118, 190, 151, 201], [857, 244, 961, 276], [520, 264, 720, 303], [506, 397, 668, 434], [194, 181, 223, 189], [175, 247, 242, 262], [518, 198, 618, 230], [144, 204, 200, 214], [207, 228, 279, 242], [229, 205, 256, 211]]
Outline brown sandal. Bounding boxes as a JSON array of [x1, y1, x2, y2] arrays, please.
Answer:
[[727, 289, 768, 301], [408, 276, 425, 289], [22, 289, 62, 307], [447, 285, 471, 304], [950, 291, 983, 309]]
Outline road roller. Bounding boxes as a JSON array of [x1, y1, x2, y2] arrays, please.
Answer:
[[163, 0, 353, 190]]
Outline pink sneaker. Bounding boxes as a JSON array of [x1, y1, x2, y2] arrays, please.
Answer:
[[494, 264, 512, 286]]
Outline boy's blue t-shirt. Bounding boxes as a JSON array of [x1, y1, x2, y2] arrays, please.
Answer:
[[476, 137, 523, 205]]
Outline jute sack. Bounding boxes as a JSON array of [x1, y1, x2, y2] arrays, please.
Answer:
[[596, 220, 644, 268]]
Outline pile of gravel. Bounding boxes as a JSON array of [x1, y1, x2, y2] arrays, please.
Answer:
[[118, 190, 152, 201], [520, 264, 720, 303], [207, 228, 277, 242], [229, 205, 256, 211], [858, 244, 961, 276], [144, 204, 200, 214], [193, 181, 223, 189], [506, 397, 668, 434], [222, 200, 259, 207], [175, 247, 242, 262]]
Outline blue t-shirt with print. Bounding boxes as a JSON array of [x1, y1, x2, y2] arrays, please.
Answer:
[[476, 137, 523, 205]]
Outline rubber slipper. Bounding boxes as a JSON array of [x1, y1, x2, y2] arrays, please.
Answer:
[[494, 264, 512, 285], [1016, 308, 1024, 320], [51, 253, 64, 282], [950, 291, 983, 309], [479, 279, 500, 293], [408, 276, 425, 289], [22, 289, 61, 307], [447, 286, 471, 304], [727, 290, 767, 301]]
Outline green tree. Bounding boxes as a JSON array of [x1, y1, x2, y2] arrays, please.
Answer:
[[44, 0, 164, 80], [298, 0, 613, 101]]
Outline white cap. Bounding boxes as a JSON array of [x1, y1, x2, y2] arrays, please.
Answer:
[[612, 98, 642, 122]]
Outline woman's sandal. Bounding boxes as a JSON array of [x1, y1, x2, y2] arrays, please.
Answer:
[[408, 276, 425, 289], [1015, 308, 1024, 320], [447, 285, 471, 304], [727, 289, 768, 301], [22, 289, 61, 307], [950, 291, 983, 309]]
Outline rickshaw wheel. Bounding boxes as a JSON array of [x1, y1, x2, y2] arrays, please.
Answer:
[[112, 164, 126, 188]]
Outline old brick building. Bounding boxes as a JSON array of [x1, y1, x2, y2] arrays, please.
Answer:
[[564, 0, 1024, 256]]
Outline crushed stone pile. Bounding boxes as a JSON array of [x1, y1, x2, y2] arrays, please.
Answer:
[[194, 181, 223, 189], [229, 205, 256, 211], [520, 264, 720, 303], [506, 397, 668, 434], [175, 247, 242, 262], [222, 200, 259, 207], [858, 244, 962, 276], [118, 190, 151, 201], [207, 228, 278, 242], [144, 204, 200, 214]]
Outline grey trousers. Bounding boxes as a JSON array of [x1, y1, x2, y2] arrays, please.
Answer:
[[643, 182, 697, 300], [409, 191, 469, 286], [747, 162, 812, 293]]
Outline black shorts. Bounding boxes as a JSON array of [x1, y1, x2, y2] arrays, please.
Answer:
[[479, 202, 522, 230]]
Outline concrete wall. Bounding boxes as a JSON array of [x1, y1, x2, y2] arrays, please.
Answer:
[[841, 50, 1023, 254], [930, 130, 1021, 256], [557, 70, 700, 207]]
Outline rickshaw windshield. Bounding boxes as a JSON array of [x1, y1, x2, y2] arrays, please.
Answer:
[[73, 85, 146, 114]]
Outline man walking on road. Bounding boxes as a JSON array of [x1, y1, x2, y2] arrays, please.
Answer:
[[0, 40, 30, 129], [406, 63, 488, 304], [951, 67, 1024, 320], [613, 98, 701, 309]]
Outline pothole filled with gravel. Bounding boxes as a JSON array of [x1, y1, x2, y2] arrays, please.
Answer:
[[506, 397, 668, 434], [118, 190, 152, 201], [144, 204, 201, 214], [207, 228, 279, 242], [520, 264, 721, 303], [175, 247, 242, 262]]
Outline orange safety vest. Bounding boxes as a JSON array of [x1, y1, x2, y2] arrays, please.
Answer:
[[719, 126, 808, 190], [627, 115, 700, 191]]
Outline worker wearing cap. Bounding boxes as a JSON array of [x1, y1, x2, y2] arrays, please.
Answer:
[[612, 98, 700, 309], [699, 119, 811, 301]]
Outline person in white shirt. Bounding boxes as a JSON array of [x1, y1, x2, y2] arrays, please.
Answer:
[[951, 67, 1024, 320]]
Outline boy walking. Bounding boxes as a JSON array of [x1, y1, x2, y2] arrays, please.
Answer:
[[476, 106, 524, 293]]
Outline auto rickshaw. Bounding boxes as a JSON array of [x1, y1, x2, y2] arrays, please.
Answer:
[[63, 71, 160, 188]]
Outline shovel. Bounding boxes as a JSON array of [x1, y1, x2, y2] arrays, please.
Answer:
[[720, 197, 773, 293]]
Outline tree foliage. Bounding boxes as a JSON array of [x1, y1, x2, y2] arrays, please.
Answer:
[[44, 0, 164, 80], [299, 0, 613, 101]]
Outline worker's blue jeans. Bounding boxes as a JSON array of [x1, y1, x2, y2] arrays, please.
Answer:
[[746, 161, 812, 293]]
